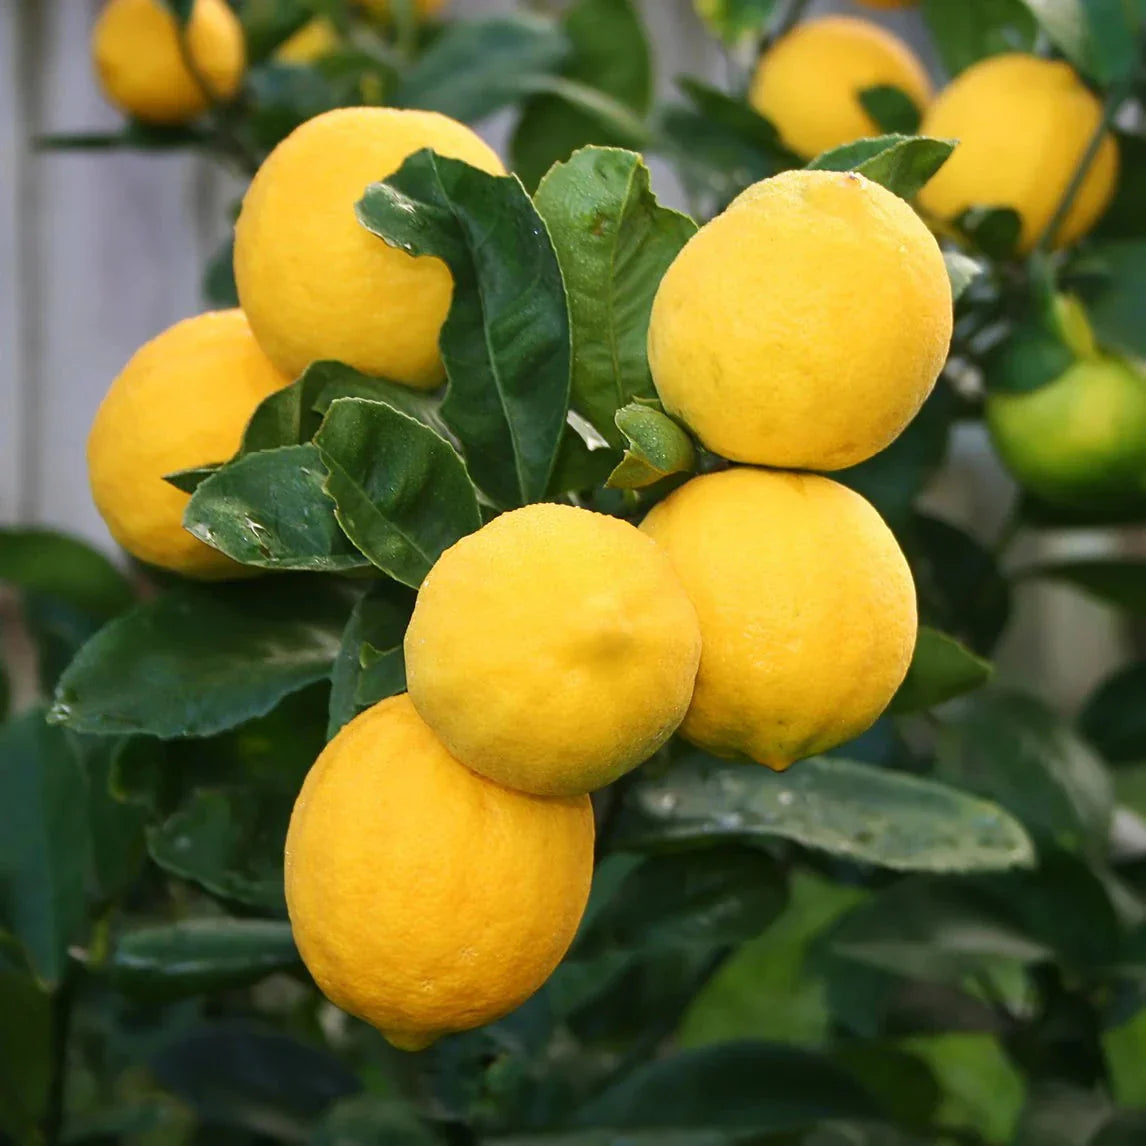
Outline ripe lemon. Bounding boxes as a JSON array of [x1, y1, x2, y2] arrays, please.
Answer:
[[285, 694, 594, 1050], [648, 169, 952, 470], [641, 468, 917, 769], [87, 310, 289, 579], [273, 17, 340, 65], [234, 107, 504, 388], [92, 0, 245, 125], [749, 17, 931, 159], [919, 55, 1119, 252], [988, 356, 1146, 510], [404, 503, 702, 797]]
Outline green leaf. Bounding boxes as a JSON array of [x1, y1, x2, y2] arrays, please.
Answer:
[[313, 1095, 439, 1146], [185, 444, 369, 573], [512, 0, 652, 191], [1092, 1111, 1146, 1145], [1080, 661, 1146, 764], [1012, 1084, 1112, 1146], [945, 251, 986, 301], [148, 788, 288, 913], [160, 0, 195, 23], [1076, 239, 1146, 358], [891, 627, 994, 714], [606, 403, 696, 489], [692, 0, 778, 46], [0, 969, 51, 1142], [314, 397, 481, 586], [327, 584, 413, 738], [983, 312, 1077, 395], [956, 206, 1023, 260], [573, 1042, 879, 1133], [111, 919, 299, 1001], [614, 751, 1035, 873], [51, 580, 348, 738], [574, 847, 788, 959], [1017, 0, 1092, 73], [547, 424, 619, 495], [35, 122, 206, 150], [920, 0, 1038, 76], [164, 464, 219, 494], [357, 151, 571, 507], [808, 134, 955, 201], [859, 86, 923, 135], [394, 15, 568, 122], [937, 690, 1114, 858], [77, 735, 149, 903], [1025, 559, 1146, 614], [0, 528, 133, 618], [0, 710, 90, 985], [1084, 0, 1143, 83]]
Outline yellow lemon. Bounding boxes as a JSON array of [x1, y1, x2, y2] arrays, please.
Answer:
[[273, 17, 341, 65], [988, 356, 1146, 510], [285, 694, 594, 1050], [404, 503, 702, 797], [92, 0, 245, 124], [648, 169, 952, 470], [749, 16, 932, 159], [234, 107, 504, 388], [87, 310, 290, 579], [919, 55, 1119, 252], [641, 468, 917, 770]]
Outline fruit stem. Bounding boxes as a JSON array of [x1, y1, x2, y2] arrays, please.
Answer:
[[1032, 77, 1132, 255], [759, 0, 813, 54]]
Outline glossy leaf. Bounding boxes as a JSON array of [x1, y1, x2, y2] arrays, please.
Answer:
[[808, 135, 955, 201], [891, 627, 994, 714], [357, 151, 571, 507], [1025, 559, 1146, 614], [921, 0, 1037, 76], [78, 735, 149, 903], [51, 580, 348, 738], [1078, 239, 1146, 358], [395, 16, 568, 122], [0, 710, 90, 985], [512, 0, 652, 190], [614, 751, 1034, 873], [314, 397, 481, 586], [859, 86, 922, 134], [111, 919, 299, 1000], [607, 403, 696, 489], [534, 147, 696, 446], [0, 527, 133, 618], [937, 690, 1114, 858], [945, 251, 986, 301], [164, 464, 219, 494], [185, 444, 369, 572], [573, 1042, 878, 1133], [327, 584, 413, 738], [0, 970, 51, 1142], [1079, 661, 1146, 764]]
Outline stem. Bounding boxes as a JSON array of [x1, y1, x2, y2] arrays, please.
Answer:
[[42, 971, 77, 1146], [1033, 81, 1129, 255], [762, 0, 813, 51]]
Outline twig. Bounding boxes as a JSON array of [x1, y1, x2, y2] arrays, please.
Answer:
[[761, 0, 813, 51]]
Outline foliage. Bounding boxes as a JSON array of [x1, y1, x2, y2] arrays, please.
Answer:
[[7, 1, 1146, 1144]]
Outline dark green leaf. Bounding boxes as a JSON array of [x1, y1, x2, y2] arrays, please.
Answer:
[[0, 969, 51, 1142], [185, 444, 369, 572], [535, 147, 695, 446], [161, 0, 195, 23], [0, 710, 90, 985], [111, 919, 299, 1001], [327, 584, 413, 738], [808, 135, 955, 201], [314, 397, 481, 585], [607, 403, 696, 489], [35, 122, 206, 151], [891, 626, 994, 714], [945, 250, 986, 301], [512, 0, 652, 191], [1092, 132, 1146, 240], [1083, 0, 1143, 83], [313, 1095, 439, 1146], [937, 690, 1114, 857], [957, 206, 1023, 260], [1017, 0, 1092, 74], [357, 151, 571, 507], [573, 1042, 879, 1133], [51, 579, 348, 738], [163, 464, 219, 494], [983, 312, 1077, 395], [77, 735, 149, 903], [0, 527, 133, 618], [202, 235, 238, 307], [242, 61, 345, 152], [1025, 559, 1146, 614], [859, 86, 922, 135], [920, 0, 1038, 76], [1080, 661, 1146, 764], [395, 15, 568, 122], [1076, 239, 1146, 358], [547, 424, 620, 495], [148, 788, 288, 913], [615, 751, 1034, 873]]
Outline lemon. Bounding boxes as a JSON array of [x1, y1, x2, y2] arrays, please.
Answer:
[[641, 468, 917, 769], [234, 107, 504, 388], [648, 169, 952, 470], [87, 310, 289, 579], [749, 17, 931, 159], [988, 356, 1146, 510], [919, 55, 1119, 252], [285, 694, 594, 1050], [273, 17, 340, 65], [92, 0, 245, 125], [404, 503, 702, 797]]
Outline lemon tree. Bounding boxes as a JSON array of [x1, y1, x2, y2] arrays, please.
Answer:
[[7, 1, 1146, 1144]]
